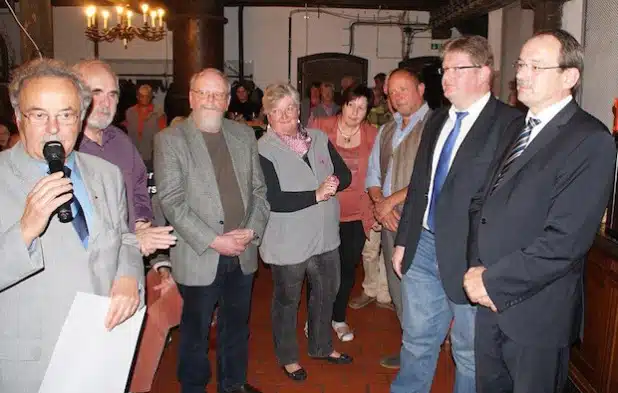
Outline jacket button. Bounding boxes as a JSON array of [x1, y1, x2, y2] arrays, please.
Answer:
[[481, 218, 487, 224], [219, 220, 224, 225]]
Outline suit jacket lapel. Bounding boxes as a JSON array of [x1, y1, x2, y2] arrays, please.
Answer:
[[495, 101, 579, 190], [426, 109, 450, 169], [75, 153, 105, 245], [445, 97, 498, 185], [183, 118, 223, 214], [221, 122, 249, 210]]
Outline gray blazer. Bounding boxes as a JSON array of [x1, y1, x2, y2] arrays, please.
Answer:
[[153, 117, 269, 286], [0, 143, 144, 393]]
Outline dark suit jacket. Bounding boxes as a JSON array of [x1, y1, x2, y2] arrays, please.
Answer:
[[395, 96, 522, 304], [469, 100, 616, 348]]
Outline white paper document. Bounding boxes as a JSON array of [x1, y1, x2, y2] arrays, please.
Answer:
[[39, 292, 146, 393]]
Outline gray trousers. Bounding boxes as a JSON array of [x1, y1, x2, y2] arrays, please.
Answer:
[[382, 229, 403, 324], [270, 249, 341, 365]]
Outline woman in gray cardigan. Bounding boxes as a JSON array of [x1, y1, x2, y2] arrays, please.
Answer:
[[258, 83, 352, 382]]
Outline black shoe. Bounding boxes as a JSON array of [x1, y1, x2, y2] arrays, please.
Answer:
[[226, 383, 263, 393], [282, 366, 308, 381], [323, 353, 353, 364]]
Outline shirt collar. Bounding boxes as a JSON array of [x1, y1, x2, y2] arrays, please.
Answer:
[[394, 102, 429, 129], [82, 125, 119, 147], [449, 92, 491, 119], [526, 95, 573, 125]]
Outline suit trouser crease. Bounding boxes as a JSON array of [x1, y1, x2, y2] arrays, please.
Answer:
[[361, 228, 391, 303], [177, 256, 254, 393], [271, 249, 341, 365], [391, 229, 476, 393], [382, 229, 403, 323], [475, 306, 570, 393], [333, 220, 367, 322]]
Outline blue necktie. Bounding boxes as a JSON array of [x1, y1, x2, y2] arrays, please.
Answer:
[[64, 167, 89, 247], [428, 111, 468, 232], [491, 117, 541, 193]]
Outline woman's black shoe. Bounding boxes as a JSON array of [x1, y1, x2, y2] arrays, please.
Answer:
[[324, 353, 353, 364], [282, 366, 307, 381]]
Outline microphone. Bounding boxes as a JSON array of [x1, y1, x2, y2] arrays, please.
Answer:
[[42, 141, 73, 223]]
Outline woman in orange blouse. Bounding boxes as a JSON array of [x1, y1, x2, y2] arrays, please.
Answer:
[[311, 85, 378, 342]]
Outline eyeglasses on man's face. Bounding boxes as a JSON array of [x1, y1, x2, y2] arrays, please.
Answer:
[[438, 65, 482, 76], [22, 110, 79, 127], [191, 89, 229, 102], [512, 61, 565, 73]]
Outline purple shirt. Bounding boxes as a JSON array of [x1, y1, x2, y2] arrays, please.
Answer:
[[78, 125, 153, 231]]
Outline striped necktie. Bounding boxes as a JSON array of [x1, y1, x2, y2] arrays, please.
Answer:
[[492, 117, 541, 192]]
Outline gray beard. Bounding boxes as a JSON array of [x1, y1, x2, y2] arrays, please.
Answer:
[[195, 115, 223, 133], [86, 115, 113, 130]]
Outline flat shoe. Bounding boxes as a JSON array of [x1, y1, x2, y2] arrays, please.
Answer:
[[282, 366, 307, 381], [323, 353, 353, 364]]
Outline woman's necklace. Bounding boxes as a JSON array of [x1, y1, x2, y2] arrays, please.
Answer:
[[337, 121, 361, 144]]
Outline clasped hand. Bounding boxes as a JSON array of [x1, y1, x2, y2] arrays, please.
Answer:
[[210, 228, 254, 257]]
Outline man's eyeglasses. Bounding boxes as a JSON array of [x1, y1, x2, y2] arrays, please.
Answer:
[[191, 89, 229, 101], [438, 65, 482, 76], [512, 61, 564, 73], [22, 110, 79, 127]]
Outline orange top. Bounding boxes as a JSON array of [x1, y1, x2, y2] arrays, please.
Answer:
[[312, 115, 378, 236]]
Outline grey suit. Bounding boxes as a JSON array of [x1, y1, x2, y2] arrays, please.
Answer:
[[0, 143, 144, 393], [153, 117, 269, 285]]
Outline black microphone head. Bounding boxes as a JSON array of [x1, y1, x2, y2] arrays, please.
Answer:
[[43, 141, 65, 164]]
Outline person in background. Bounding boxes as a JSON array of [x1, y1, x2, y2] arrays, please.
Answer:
[[228, 82, 261, 122], [300, 81, 321, 126], [367, 85, 393, 127], [0, 58, 143, 392], [125, 84, 167, 166], [0, 122, 9, 151], [374, 72, 387, 94], [258, 82, 353, 382], [154, 68, 269, 393], [310, 85, 378, 342], [308, 82, 340, 125], [465, 29, 615, 393]]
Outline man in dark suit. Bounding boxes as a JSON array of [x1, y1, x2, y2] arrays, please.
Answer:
[[464, 30, 616, 393], [390, 36, 521, 393]]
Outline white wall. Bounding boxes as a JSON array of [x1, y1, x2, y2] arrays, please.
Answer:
[[1, 6, 454, 89], [562, 0, 584, 44], [223, 7, 449, 88], [497, 2, 534, 101]]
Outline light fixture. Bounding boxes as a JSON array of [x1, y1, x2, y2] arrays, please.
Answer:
[[84, 3, 166, 49]]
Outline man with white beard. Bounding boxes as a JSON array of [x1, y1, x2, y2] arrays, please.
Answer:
[[153, 68, 269, 393]]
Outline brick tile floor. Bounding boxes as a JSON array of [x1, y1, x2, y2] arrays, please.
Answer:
[[150, 265, 455, 393]]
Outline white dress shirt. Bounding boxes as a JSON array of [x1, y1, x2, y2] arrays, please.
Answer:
[[422, 92, 492, 230], [526, 95, 573, 144]]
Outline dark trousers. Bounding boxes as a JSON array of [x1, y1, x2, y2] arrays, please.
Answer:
[[177, 256, 254, 393], [475, 307, 570, 393], [271, 249, 341, 365], [332, 220, 366, 323]]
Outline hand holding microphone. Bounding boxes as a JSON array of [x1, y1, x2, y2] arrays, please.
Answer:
[[20, 142, 73, 246]]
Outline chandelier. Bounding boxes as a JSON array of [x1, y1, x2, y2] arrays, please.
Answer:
[[84, 4, 166, 49]]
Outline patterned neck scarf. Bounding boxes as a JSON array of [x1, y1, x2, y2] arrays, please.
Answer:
[[270, 123, 312, 157]]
